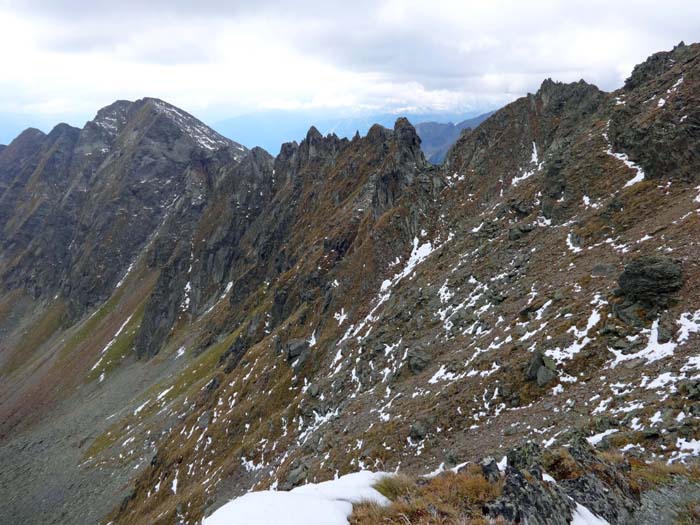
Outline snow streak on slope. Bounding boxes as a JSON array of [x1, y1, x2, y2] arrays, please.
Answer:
[[603, 123, 645, 187]]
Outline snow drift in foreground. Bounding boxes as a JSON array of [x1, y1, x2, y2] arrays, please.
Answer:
[[202, 471, 389, 525]]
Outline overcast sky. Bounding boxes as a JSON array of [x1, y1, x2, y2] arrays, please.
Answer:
[[0, 0, 698, 132]]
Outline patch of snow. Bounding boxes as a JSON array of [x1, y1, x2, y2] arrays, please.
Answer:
[[157, 386, 174, 401], [609, 320, 677, 367], [202, 471, 389, 525], [670, 438, 700, 463], [587, 429, 618, 446], [133, 399, 150, 416], [90, 313, 134, 371], [677, 310, 700, 343], [115, 260, 136, 288], [221, 281, 233, 299], [334, 309, 347, 326], [547, 295, 604, 364], [428, 365, 461, 384], [646, 372, 681, 390], [512, 141, 543, 186], [381, 237, 434, 292], [542, 472, 556, 483], [566, 233, 582, 254], [571, 502, 610, 525], [497, 456, 508, 472]]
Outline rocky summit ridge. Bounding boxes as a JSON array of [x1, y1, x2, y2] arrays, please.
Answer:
[[1, 43, 700, 524]]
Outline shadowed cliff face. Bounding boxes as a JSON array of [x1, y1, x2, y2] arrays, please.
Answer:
[[1, 44, 700, 525], [0, 98, 247, 321]]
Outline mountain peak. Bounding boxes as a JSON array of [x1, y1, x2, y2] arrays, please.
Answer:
[[393, 116, 421, 148], [88, 97, 247, 155], [305, 125, 323, 142], [625, 41, 699, 90], [90, 99, 135, 135], [145, 98, 243, 153]]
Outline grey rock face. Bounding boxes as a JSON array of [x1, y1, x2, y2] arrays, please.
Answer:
[[0, 97, 248, 325], [370, 118, 429, 219], [508, 223, 535, 241], [612, 42, 700, 182]]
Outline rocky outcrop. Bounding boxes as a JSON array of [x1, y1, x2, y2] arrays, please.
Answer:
[[487, 440, 639, 525], [486, 466, 575, 525], [611, 42, 700, 182], [618, 256, 683, 305], [370, 118, 431, 218]]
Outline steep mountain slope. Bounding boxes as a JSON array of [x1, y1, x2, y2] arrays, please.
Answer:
[[0, 43, 699, 525]]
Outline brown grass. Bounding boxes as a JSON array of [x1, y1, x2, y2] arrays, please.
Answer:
[[627, 457, 700, 490], [541, 447, 584, 481], [350, 466, 503, 525]]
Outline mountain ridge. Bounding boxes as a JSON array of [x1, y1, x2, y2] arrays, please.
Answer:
[[0, 42, 699, 525]]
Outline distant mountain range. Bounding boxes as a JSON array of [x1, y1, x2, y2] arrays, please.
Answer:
[[415, 111, 495, 163], [0, 109, 496, 165], [212, 110, 494, 155]]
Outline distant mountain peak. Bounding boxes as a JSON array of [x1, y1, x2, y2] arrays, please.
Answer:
[[88, 97, 247, 156]]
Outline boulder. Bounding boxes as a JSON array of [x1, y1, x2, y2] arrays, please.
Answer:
[[536, 366, 556, 387], [280, 462, 308, 490], [286, 339, 309, 360], [407, 348, 430, 373], [409, 421, 428, 441], [526, 349, 557, 386], [617, 256, 682, 308], [509, 223, 535, 241]]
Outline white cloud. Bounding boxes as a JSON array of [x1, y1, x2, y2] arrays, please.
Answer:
[[0, 0, 698, 128]]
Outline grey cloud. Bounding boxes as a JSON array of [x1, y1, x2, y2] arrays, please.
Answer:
[[1, 0, 699, 120]]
